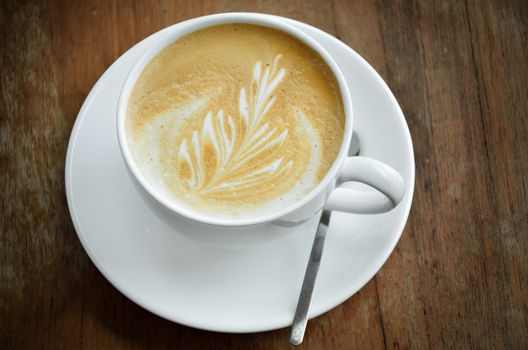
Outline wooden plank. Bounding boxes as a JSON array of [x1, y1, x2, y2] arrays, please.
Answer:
[[375, 0, 528, 348], [465, 0, 528, 346], [1, 1, 83, 348]]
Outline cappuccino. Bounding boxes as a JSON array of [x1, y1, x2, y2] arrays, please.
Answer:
[[126, 24, 345, 218]]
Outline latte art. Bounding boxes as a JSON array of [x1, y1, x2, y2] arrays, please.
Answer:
[[126, 24, 345, 218], [177, 55, 292, 194]]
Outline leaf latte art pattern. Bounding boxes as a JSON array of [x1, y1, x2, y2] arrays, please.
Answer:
[[176, 55, 295, 196]]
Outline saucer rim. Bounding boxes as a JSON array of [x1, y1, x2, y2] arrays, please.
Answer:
[[65, 15, 415, 333]]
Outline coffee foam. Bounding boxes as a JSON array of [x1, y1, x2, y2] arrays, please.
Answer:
[[126, 24, 345, 218]]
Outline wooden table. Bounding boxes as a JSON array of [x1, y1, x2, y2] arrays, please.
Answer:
[[1, 1, 527, 348]]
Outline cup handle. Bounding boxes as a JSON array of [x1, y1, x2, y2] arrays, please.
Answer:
[[325, 156, 405, 214]]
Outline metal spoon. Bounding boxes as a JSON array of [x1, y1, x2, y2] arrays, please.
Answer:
[[289, 209, 331, 345], [289, 132, 360, 346]]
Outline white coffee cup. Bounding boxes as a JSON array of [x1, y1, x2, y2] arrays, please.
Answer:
[[117, 13, 405, 234]]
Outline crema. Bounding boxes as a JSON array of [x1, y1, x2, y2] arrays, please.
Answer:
[[126, 24, 345, 218]]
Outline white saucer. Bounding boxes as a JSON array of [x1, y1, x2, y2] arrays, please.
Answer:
[[66, 16, 414, 333]]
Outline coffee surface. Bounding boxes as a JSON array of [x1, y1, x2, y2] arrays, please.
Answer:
[[127, 24, 345, 218]]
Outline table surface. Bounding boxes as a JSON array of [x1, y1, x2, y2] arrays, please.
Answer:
[[1, 0, 527, 349]]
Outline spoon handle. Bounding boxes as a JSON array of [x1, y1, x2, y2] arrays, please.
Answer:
[[289, 210, 332, 346]]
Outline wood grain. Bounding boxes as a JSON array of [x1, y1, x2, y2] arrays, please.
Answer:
[[1, 0, 527, 349]]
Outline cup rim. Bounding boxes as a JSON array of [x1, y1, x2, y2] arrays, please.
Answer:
[[116, 12, 353, 227]]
